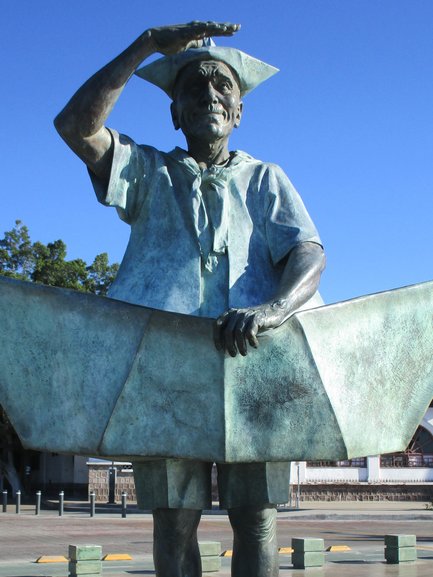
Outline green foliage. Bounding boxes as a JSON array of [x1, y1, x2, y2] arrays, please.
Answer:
[[0, 220, 119, 295], [0, 220, 33, 280], [85, 252, 119, 295]]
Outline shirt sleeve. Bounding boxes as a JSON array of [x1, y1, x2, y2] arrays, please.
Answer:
[[264, 164, 322, 265], [88, 128, 154, 224]]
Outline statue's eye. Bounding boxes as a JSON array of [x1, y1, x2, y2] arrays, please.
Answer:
[[219, 80, 232, 93]]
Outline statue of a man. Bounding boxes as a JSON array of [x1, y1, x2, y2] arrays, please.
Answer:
[[55, 21, 325, 577]]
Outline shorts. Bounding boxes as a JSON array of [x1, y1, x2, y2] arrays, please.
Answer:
[[133, 459, 290, 510]]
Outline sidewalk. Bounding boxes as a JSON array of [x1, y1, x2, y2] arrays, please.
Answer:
[[34, 497, 433, 520], [281, 499, 433, 520], [1, 501, 433, 576]]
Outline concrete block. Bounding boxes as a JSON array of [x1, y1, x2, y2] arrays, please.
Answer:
[[385, 547, 417, 564], [385, 534, 416, 548], [292, 551, 325, 568], [69, 545, 102, 561], [201, 555, 221, 572], [68, 560, 102, 575], [199, 541, 221, 556], [292, 537, 324, 552]]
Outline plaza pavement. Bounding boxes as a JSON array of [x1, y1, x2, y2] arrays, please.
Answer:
[[0, 500, 433, 576]]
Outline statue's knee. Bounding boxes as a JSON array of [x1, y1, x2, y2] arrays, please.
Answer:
[[228, 506, 277, 544], [153, 508, 201, 545]]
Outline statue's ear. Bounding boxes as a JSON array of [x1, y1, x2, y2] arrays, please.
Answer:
[[170, 102, 180, 131], [234, 101, 243, 129]]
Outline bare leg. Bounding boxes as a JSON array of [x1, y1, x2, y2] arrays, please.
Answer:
[[228, 505, 279, 577], [153, 508, 202, 577]]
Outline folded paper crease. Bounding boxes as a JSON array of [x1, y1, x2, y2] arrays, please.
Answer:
[[0, 276, 432, 462]]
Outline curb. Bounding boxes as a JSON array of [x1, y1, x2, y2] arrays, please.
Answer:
[[281, 514, 433, 521]]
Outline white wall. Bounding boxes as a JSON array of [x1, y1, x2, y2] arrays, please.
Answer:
[[304, 464, 433, 484], [306, 467, 368, 482], [379, 469, 433, 482]]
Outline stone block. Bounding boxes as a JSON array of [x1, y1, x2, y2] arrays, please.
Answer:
[[292, 537, 324, 552], [292, 551, 325, 568], [199, 541, 221, 556], [201, 556, 221, 572], [385, 534, 416, 548], [68, 560, 102, 575], [385, 547, 417, 564], [69, 545, 102, 561]]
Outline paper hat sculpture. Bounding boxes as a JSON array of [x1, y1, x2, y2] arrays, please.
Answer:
[[0, 275, 432, 463], [135, 44, 279, 98]]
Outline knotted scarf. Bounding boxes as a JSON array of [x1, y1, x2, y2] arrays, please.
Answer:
[[191, 165, 230, 272], [170, 148, 233, 273]]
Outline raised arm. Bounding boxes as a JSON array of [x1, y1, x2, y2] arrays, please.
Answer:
[[214, 242, 326, 357], [54, 22, 240, 183]]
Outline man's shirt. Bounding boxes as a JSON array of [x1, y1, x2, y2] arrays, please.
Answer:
[[90, 129, 323, 317]]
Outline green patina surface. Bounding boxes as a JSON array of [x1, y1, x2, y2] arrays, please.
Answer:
[[0, 276, 432, 462], [68, 560, 102, 575], [292, 538, 324, 552], [385, 547, 417, 564], [198, 542, 222, 556], [291, 551, 325, 568], [200, 556, 221, 572], [385, 535, 417, 549], [69, 545, 102, 561]]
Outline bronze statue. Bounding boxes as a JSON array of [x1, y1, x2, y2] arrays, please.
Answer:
[[55, 21, 325, 577]]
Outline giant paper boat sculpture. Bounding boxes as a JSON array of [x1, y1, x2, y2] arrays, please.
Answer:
[[0, 276, 432, 462]]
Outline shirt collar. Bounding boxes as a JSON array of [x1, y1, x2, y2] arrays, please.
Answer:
[[167, 147, 251, 175]]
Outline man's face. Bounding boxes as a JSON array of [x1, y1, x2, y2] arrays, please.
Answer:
[[171, 60, 243, 142]]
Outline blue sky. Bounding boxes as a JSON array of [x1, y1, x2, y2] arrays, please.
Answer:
[[2, 0, 432, 304]]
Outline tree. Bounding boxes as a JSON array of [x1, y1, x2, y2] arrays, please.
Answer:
[[84, 252, 119, 295], [0, 221, 119, 495], [0, 220, 119, 294], [0, 220, 33, 280]]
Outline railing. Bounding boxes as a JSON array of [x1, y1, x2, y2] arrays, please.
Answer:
[[307, 458, 367, 468], [380, 454, 433, 468], [0, 489, 129, 516], [308, 455, 433, 469]]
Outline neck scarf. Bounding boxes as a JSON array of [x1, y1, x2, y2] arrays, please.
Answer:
[[170, 149, 237, 272]]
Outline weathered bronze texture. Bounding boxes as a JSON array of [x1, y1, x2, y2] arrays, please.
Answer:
[[1, 276, 431, 462]]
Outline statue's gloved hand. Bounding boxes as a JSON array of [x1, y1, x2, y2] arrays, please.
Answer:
[[149, 21, 240, 56], [213, 302, 289, 357]]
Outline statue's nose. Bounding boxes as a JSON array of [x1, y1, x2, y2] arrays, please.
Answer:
[[200, 82, 219, 105]]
